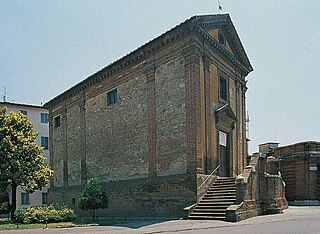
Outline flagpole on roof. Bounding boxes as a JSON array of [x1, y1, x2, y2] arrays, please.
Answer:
[[218, 1, 222, 14]]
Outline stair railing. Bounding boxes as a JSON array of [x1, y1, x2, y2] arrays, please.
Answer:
[[197, 165, 220, 192], [183, 165, 221, 219]]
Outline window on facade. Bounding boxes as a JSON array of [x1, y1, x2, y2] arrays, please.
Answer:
[[21, 193, 30, 205], [41, 113, 49, 123], [218, 30, 226, 47], [41, 136, 49, 150], [219, 76, 228, 101], [107, 89, 118, 106], [54, 116, 61, 128], [19, 110, 27, 115], [42, 193, 48, 204]]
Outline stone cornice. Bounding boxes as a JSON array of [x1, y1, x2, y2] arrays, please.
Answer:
[[45, 21, 193, 108], [193, 27, 251, 76], [44, 14, 253, 108]]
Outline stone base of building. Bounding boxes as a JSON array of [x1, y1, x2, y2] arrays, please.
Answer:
[[289, 200, 320, 206], [226, 153, 288, 222], [48, 173, 197, 218]]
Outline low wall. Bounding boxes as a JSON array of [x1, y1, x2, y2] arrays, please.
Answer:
[[226, 153, 288, 221], [48, 173, 197, 218]]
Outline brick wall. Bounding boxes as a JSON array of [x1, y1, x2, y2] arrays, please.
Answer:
[[47, 15, 252, 217], [85, 74, 149, 181], [155, 57, 187, 176], [49, 174, 196, 217], [275, 142, 320, 203]]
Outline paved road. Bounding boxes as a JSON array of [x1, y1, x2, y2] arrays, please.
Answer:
[[1, 206, 320, 234]]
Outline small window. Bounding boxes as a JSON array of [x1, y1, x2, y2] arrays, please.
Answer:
[[107, 89, 118, 106], [218, 30, 226, 47], [41, 113, 49, 123], [42, 193, 48, 204], [72, 198, 76, 205], [20, 110, 27, 115], [21, 193, 30, 205], [54, 116, 61, 128], [41, 136, 49, 150], [219, 76, 228, 101]]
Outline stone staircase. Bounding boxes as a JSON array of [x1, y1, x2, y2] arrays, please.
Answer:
[[188, 177, 236, 220]]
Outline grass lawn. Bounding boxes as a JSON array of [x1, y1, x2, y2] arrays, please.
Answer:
[[0, 218, 127, 231]]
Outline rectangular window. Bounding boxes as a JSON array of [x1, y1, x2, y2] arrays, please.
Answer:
[[219, 76, 228, 101], [42, 193, 48, 204], [19, 110, 27, 115], [21, 193, 30, 205], [41, 113, 49, 123], [41, 136, 49, 150], [54, 116, 61, 128], [107, 89, 118, 106]]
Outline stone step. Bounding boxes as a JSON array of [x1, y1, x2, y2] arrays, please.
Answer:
[[206, 192, 236, 196], [206, 190, 237, 196], [209, 186, 236, 190], [214, 180, 236, 184], [217, 177, 236, 180], [201, 198, 236, 202], [190, 212, 226, 217], [188, 215, 226, 220], [199, 202, 235, 206], [192, 208, 227, 213], [203, 195, 236, 199], [187, 177, 236, 220], [207, 189, 236, 193], [215, 181, 235, 183], [210, 183, 236, 187], [195, 205, 230, 209]]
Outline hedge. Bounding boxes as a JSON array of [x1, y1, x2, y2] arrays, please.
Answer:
[[14, 204, 77, 224]]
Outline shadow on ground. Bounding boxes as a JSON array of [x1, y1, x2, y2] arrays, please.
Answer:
[[113, 219, 180, 229]]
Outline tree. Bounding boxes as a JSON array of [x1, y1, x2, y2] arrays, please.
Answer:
[[78, 177, 108, 220], [0, 107, 53, 220]]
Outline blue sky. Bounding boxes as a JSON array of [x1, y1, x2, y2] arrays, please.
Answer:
[[1, 1, 319, 153]]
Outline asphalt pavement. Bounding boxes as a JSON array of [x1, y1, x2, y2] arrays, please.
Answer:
[[1, 206, 320, 234]]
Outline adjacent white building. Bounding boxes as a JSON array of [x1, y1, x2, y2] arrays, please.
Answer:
[[0, 101, 50, 208]]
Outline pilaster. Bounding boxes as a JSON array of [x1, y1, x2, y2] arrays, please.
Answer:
[[48, 108, 54, 187], [203, 54, 212, 173], [62, 100, 68, 187], [146, 64, 157, 177], [183, 45, 201, 174], [79, 90, 87, 184]]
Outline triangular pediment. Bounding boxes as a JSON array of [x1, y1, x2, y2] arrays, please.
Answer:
[[191, 14, 253, 74], [215, 104, 237, 122]]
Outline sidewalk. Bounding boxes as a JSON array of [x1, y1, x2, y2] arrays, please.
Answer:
[[1, 206, 320, 234]]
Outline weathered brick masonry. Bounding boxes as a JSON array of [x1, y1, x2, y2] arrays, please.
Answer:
[[45, 14, 253, 217], [274, 141, 320, 205]]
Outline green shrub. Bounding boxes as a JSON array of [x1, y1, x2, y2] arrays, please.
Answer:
[[14, 204, 77, 224], [0, 202, 9, 211], [14, 208, 26, 223]]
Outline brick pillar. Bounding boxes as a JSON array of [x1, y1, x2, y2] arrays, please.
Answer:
[[48, 107, 54, 187], [266, 156, 278, 175], [62, 100, 68, 187], [146, 68, 157, 177], [242, 83, 248, 171], [79, 90, 87, 184], [183, 46, 201, 174], [235, 80, 241, 174], [204, 55, 212, 173]]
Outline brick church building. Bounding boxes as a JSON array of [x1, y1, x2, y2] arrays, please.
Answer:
[[44, 14, 253, 217]]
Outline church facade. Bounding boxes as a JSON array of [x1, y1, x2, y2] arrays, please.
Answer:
[[44, 14, 253, 217]]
